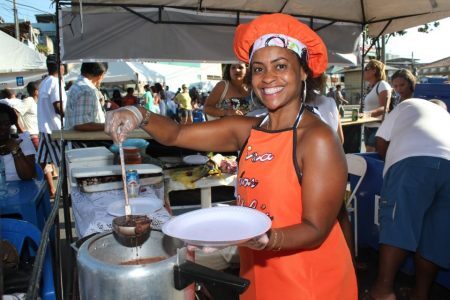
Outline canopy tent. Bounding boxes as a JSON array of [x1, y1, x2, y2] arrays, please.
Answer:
[[59, 1, 450, 36], [0, 30, 46, 73], [65, 61, 165, 85], [58, 0, 450, 65], [59, 6, 362, 65], [0, 30, 47, 90]]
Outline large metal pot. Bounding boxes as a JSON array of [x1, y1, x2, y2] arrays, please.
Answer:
[[77, 231, 249, 300]]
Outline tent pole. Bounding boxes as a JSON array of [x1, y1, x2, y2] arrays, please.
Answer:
[[360, 24, 366, 113]]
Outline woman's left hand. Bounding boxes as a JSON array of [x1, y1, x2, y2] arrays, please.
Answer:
[[239, 233, 269, 250]]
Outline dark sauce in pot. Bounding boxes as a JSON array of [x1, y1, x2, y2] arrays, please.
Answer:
[[119, 256, 167, 265]]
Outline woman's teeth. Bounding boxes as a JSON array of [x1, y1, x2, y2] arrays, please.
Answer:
[[263, 87, 283, 95]]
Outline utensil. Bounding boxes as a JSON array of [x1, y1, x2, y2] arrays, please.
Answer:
[[112, 141, 151, 247]]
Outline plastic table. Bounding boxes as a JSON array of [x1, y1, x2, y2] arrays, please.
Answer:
[[0, 177, 51, 230]]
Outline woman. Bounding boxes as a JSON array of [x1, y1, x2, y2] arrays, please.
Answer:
[[0, 103, 36, 181], [105, 13, 356, 300], [363, 59, 392, 152], [391, 68, 416, 104], [203, 63, 251, 120], [110, 89, 123, 107], [308, 75, 345, 143]]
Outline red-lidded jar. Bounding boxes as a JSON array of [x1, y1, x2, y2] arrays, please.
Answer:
[[123, 146, 142, 164]]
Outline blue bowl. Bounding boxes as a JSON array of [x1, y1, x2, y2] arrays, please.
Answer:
[[109, 139, 149, 153]]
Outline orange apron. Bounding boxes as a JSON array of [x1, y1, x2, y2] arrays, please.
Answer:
[[237, 107, 357, 300]]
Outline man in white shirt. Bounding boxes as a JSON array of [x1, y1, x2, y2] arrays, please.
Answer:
[[36, 54, 67, 197], [14, 82, 39, 147], [371, 98, 450, 300]]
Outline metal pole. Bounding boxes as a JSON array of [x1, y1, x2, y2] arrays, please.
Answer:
[[13, 0, 20, 40], [360, 25, 366, 112]]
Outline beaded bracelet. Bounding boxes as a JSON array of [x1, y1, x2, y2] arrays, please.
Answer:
[[265, 229, 278, 251], [274, 230, 284, 252]]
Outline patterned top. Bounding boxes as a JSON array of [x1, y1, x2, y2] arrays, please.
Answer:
[[65, 75, 105, 129], [217, 80, 252, 114]]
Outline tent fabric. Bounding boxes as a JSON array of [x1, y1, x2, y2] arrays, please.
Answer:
[[64, 62, 165, 84], [0, 30, 46, 73], [66, 0, 450, 37], [60, 8, 361, 64]]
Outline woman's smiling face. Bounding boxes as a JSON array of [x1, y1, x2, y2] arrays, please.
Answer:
[[250, 46, 304, 111]]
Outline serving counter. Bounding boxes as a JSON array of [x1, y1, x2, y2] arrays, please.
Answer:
[[51, 129, 151, 141]]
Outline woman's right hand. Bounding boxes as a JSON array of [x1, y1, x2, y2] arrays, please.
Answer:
[[104, 106, 143, 144]]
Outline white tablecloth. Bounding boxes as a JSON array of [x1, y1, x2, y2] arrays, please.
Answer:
[[71, 184, 171, 238]]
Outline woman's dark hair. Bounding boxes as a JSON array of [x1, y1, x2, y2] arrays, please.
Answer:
[[80, 62, 109, 77], [222, 64, 232, 81], [155, 83, 166, 100], [112, 89, 121, 99], [391, 69, 416, 92], [0, 103, 18, 126]]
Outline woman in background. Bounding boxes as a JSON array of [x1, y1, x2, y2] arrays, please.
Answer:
[[391, 68, 416, 105], [203, 63, 251, 120], [0, 103, 36, 180], [363, 59, 392, 152]]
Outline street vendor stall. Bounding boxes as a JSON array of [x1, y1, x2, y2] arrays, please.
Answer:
[[32, 2, 450, 299]]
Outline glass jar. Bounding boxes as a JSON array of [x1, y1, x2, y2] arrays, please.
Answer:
[[123, 147, 142, 165]]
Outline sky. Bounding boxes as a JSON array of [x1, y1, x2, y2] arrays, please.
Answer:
[[0, 0, 449, 64]]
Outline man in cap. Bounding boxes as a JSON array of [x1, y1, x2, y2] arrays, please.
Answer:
[[174, 84, 193, 124], [36, 54, 67, 197]]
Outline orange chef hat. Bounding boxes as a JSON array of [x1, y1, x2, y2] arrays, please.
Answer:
[[233, 13, 328, 78]]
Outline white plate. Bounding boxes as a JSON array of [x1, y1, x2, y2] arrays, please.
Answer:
[[162, 206, 272, 247], [182, 155, 208, 165], [107, 197, 163, 217]]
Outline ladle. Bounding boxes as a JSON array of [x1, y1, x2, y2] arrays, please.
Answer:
[[112, 142, 151, 247]]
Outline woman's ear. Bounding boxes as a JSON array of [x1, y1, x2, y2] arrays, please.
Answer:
[[299, 68, 308, 82]]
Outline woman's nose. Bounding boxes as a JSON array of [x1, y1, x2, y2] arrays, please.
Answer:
[[261, 71, 276, 84]]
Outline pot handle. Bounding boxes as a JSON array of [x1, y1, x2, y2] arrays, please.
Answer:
[[174, 260, 249, 295]]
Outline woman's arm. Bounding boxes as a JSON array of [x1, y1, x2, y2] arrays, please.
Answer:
[[105, 106, 261, 153], [336, 117, 344, 144], [139, 108, 257, 152], [203, 82, 236, 117], [7, 139, 36, 180], [266, 118, 347, 250], [369, 89, 391, 118]]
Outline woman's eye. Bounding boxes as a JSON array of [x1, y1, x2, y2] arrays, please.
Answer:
[[276, 64, 287, 70], [252, 67, 263, 73]]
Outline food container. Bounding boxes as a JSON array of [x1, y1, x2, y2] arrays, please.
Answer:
[[77, 231, 249, 300], [73, 164, 163, 193], [123, 146, 142, 164], [66, 147, 115, 187]]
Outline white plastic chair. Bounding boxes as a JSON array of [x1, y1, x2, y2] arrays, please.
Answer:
[[345, 154, 367, 257]]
